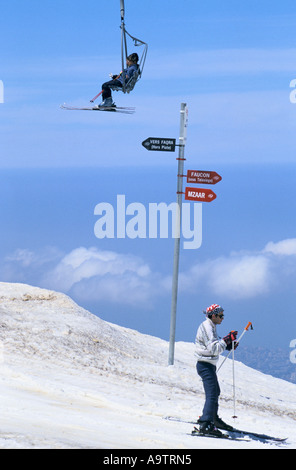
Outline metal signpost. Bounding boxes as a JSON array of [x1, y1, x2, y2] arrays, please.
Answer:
[[142, 104, 188, 365], [142, 105, 225, 366], [168, 103, 188, 365], [142, 108, 223, 365]]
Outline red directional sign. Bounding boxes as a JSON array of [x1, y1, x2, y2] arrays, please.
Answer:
[[185, 187, 217, 203], [187, 170, 222, 185]]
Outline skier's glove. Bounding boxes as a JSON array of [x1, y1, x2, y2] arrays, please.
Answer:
[[223, 330, 238, 350]]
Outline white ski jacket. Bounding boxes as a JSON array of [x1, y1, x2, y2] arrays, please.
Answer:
[[195, 318, 227, 366]]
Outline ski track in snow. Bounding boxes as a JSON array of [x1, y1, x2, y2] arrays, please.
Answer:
[[0, 281, 295, 449]]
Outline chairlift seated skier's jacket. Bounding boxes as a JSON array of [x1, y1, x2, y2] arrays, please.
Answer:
[[117, 63, 138, 84], [195, 318, 227, 366]]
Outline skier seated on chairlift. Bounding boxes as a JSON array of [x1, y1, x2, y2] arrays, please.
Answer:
[[97, 53, 139, 108]]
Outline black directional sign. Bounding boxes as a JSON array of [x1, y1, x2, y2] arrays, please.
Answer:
[[142, 137, 176, 152]]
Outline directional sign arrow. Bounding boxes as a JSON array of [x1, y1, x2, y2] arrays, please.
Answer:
[[185, 187, 217, 202], [142, 137, 176, 152], [187, 170, 222, 185]]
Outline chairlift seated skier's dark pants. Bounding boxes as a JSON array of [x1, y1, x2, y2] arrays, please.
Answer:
[[101, 79, 122, 100], [101, 62, 138, 101]]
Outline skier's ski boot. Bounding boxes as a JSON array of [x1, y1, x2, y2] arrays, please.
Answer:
[[198, 421, 223, 437], [214, 416, 234, 431]]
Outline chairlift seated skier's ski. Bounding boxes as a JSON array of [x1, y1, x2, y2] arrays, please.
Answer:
[[60, 103, 135, 114]]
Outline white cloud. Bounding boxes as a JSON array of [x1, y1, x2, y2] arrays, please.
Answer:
[[2, 247, 63, 282], [180, 254, 270, 299], [263, 238, 296, 256], [5, 247, 62, 268], [5, 248, 36, 268], [1, 246, 167, 307], [208, 255, 270, 298], [44, 246, 150, 286], [41, 247, 164, 307], [2, 238, 296, 306], [180, 238, 296, 299]]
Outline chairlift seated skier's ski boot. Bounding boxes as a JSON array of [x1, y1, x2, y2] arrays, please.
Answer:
[[98, 97, 116, 108]]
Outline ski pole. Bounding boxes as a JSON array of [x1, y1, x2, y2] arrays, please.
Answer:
[[90, 90, 103, 103], [217, 321, 253, 373], [90, 73, 122, 103], [232, 341, 237, 419]]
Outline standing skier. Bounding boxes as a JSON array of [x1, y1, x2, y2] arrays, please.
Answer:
[[195, 304, 238, 437]]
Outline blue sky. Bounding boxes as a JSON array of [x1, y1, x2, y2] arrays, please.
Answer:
[[1, 1, 296, 355]]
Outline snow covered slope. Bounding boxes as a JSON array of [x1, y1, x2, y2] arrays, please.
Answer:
[[0, 282, 295, 449]]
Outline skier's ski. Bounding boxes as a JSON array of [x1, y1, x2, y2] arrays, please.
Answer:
[[60, 104, 135, 114], [164, 416, 287, 444], [228, 428, 287, 443], [164, 416, 197, 425], [190, 427, 249, 442]]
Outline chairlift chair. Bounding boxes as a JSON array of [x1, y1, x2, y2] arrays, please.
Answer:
[[109, 0, 148, 94]]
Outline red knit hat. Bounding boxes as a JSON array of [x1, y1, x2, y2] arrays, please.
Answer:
[[204, 304, 224, 317]]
